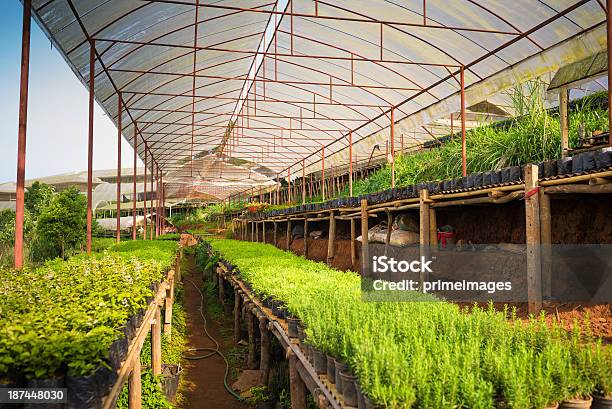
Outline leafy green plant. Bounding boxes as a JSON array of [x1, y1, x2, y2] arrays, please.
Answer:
[[207, 239, 610, 408], [0, 240, 178, 380]]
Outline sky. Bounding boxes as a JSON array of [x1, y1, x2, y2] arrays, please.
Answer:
[[0, 2, 142, 184]]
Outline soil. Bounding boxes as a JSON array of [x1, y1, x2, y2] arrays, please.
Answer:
[[179, 255, 250, 409]]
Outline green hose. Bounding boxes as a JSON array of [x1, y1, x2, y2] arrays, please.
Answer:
[[184, 278, 244, 402]]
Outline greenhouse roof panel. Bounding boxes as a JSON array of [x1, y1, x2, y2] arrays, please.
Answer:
[[29, 0, 608, 199]]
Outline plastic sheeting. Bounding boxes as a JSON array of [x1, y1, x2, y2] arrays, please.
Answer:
[[29, 0, 608, 198]]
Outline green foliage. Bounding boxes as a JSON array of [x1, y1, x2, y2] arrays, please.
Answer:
[[342, 88, 609, 198], [91, 237, 117, 252], [116, 369, 170, 409], [31, 187, 88, 260], [24, 182, 55, 220], [107, 240, 178, 271], [208, 239, 611, 408], [0, 241, 177, 380]]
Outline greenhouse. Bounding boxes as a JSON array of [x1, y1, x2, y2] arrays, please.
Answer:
[[1, 0, 612, 408]]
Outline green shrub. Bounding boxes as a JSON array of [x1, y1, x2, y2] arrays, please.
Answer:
[[208, 239, 611, 408]]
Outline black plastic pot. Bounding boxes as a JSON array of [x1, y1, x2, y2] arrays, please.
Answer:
[[25, 377, 64, 409], [364, 395, 380, 409], [297, 324, 306, 344], [559, 397, 593, 409], [442, 180, 453, 191], [339, 370, 358, 407], [326, 355, 336, 384], [334, 359, 349, 395], [312, 349, 327, 375], [356, 381, 366, 409], [161, 364, 183, 404], [286, 317, 300, 338], [108, 335, 129, 371], [543, 160, 558, 178], [592, 395, 612, 409], [0, 379, 18, 409], [557, 157, 572, 175], [509, 166, 521, 182], [306, 344, 314, 365], [66, 367, 106, 409], [594, 147, 612, 169], [451, 177, 463, 191]]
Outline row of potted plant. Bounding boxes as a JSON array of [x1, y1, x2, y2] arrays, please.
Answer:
[[0, 240, 178, 408], [207, 238, 611, 409]]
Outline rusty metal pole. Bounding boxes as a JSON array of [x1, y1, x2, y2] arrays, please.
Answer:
[[132, 128, 137, 240], [150, 161, 153, 240], [608, 0, 612, 147], [155, 168, 159, 238], [460, 65, 467, 177], [116, 93, 122, 242], [321, 146, 325, 201], [143, 147, 147, 240], [301, 159, 306, 204], [390, 106, 395, 188], [349, 131, 353, 197], [288, 167, 291, 203], [14, 0, 31, 269], [86, 40, 95, 254]]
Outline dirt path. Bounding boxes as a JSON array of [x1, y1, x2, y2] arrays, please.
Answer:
[[179, 255, 249, 409]]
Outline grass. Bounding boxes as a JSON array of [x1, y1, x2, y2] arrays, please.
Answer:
[[206, 239, 611, 408]]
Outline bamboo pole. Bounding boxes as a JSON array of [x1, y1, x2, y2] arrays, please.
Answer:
[[288, 349, 307, 409], [273, 221, 278, 246], [525, 165, 542, 314], [247, 308, 257, 369], [128, 359, 142, 409], [303, 219, 309, 258], [350, 218, 356, 270], [327, 211, 336, 264], [360, 199, 370, 277], [544, 183, 612, 194], [419, 189, 431, 286], [151, 307, 161, 376], [539, 190, 552, 302], [429, 208, 437, 247], [163, 274, 174, 339], [286, 218, 292, 250], [234, 289, 242, 342], [384, 210, 392, 256], [259, 315, 271, 385]]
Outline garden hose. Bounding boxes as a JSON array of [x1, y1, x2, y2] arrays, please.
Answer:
[[184, 278, 244, 402]]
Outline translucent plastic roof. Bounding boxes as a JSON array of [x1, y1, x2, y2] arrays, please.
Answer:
[[30, 0, 608, 198]]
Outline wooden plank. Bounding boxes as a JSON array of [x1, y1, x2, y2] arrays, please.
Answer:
[[163, 272, 174, 339], [544, 183, 612, 194], [151, 307, 161, 376], [360, 199, 370, 277], [539, 189, 552, 302], [350, 218, 356, 270], [419, 189, 431, 286], [525, 164, 542, 314], [384, 210, 392, 256], [262, 221, 266, 243], [259, 316, 271, 385], [429, 208, 437, 247], [288, 349, 307, 409], [234, 289, 242, 342], [327, 211, 336, 264], [286, 218, 292, 250], [303, 219, 309, 258], [128, 358, 142, 409], [255, 221, 259, 242], [273, 221, 277, 246], [102, 280, 168, 409]]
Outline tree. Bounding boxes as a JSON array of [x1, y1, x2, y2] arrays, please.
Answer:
[[24, 181, 54, 219], [32, 187, 87, 260]]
